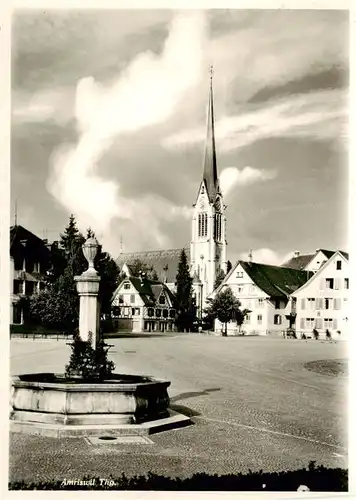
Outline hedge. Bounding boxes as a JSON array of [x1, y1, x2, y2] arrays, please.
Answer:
[[9, 462, 348, 491]]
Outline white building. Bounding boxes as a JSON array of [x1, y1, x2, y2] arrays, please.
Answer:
[[291, 251, 349, 339], [212, 260, 310, 336], [112, 276, 176, 333]]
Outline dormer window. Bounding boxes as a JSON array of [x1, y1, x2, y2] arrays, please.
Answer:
[[201, 186, 205, 193]]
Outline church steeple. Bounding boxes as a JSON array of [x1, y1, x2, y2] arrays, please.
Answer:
[[203, 66, 219, 203]]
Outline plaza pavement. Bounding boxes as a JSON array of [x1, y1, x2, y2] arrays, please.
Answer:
[[9, 334, 348, 484]]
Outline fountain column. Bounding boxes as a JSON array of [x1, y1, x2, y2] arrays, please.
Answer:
[[75, 237, 101, 349]]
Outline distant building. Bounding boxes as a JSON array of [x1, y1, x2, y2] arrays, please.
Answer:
[[291, 251, 349, 339], [212, 260, 310, 336], [283, 249, 349, 273], [10, 225, 51, 324], [111, 276, 176, 333]]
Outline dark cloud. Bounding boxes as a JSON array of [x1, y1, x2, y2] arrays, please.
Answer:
[[247, 66, 348, 105]]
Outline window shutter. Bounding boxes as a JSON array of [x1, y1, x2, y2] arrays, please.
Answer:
[[316, 318, 322, 329], [300, 318, 305, 329], [333, 319, 338, 329], [316, 298, 321, 310], [334, 278, 340, 290], [301, 298, 305, 310], [319, 278, 324, 290]]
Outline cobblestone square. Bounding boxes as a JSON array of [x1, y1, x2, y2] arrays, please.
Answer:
[[9, 334, 348, 483]]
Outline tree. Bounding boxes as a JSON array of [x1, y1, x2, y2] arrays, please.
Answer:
[[227, 260, 232, 273], [175, 249, 195, 331], [28, 216, 119, 331], [204, 286, 247, 336], [129, 259, 158, 281], [214, 269, 225, 290]]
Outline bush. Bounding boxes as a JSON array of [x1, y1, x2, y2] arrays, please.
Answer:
[[8, 462, 348, 491], [65, 332, 115, 381]]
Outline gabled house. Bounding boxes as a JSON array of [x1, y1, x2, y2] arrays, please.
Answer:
[[10, 225, 51, 324], [283, 249, 349, 273], [291, 251, 349, 339], [111, 276, 176, 333], [211, 260, 310, 336]]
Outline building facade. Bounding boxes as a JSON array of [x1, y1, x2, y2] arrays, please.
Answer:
[[10, 225, 51, 324], [111, 276, 176, 332], [212, 260, 309, 336], [291, 251, 349, 339]]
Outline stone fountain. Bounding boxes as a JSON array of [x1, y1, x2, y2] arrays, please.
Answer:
[[10, 238, 190, 437]]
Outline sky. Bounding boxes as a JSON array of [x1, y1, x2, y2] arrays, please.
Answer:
[[11, 9, 349, 265]]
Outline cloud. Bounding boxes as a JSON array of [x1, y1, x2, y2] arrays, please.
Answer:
[[220, 166, 276, 196], [46, 11, 207, 249], [239, 248, 291, 266], [162, 88, 347, 153]]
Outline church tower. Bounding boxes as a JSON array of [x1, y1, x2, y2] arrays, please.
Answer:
[[190, 68, 227, 311]]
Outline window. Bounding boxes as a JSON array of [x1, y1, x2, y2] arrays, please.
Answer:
[[345, 278, 349, 289], [257, 298, 264, 308], [324, 298, 332, 310], [169, 309, 175, 318], [324, 318, 333, 328], [159, 295, 166, 304], [307, 298, 316, 310], [118, 294, 124, 304], [135, 308, 140, 315], [257, 314, 262, 324], [148, 308, 154, 317], [214, 214, 222, 241], [130, 294, 135, 304], [325, 278, 334, 289], [124, 283, 130, 290], [26, 282, 35, 295], [131, 308, 135, 316], [198, 213, 208, 237], [112, 306, 120, 317], [124, 307, 129, 317], [33, 262, 40, 273], [336, 260, 342, 270], [163, 309, 168, 318], [156, 309, 161, 317], [236, 272, 243, 278], [245, 314, 251, 324], [13, 305, 22, 324], [13, 280, 22, 294], [274, 314, 282, 325], [306, 318, 315, 329]]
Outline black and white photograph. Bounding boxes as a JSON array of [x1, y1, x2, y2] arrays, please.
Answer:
[[5, 5, 350, 492]]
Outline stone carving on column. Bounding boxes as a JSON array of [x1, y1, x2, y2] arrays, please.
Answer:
[[75, 237, 101, 349]]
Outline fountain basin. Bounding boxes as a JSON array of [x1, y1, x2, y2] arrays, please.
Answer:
[[10, 373, 171, 427]]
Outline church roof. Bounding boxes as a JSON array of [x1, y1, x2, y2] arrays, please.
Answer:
[[117, 247, 190, 284], [202, 70, 219, 203]]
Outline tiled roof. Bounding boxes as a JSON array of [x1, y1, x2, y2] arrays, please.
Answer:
[[10, 225, 50, 260], [283, 249, 349, 269], [282, 254, 314, 270], [239, 261, 311, 298], [121, 277, 175, 307], [117, 247, 190, 284]]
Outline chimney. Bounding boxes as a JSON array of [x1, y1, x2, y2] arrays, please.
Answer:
[[294, 250, 300, 258], [248, 249, 253, 263]]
